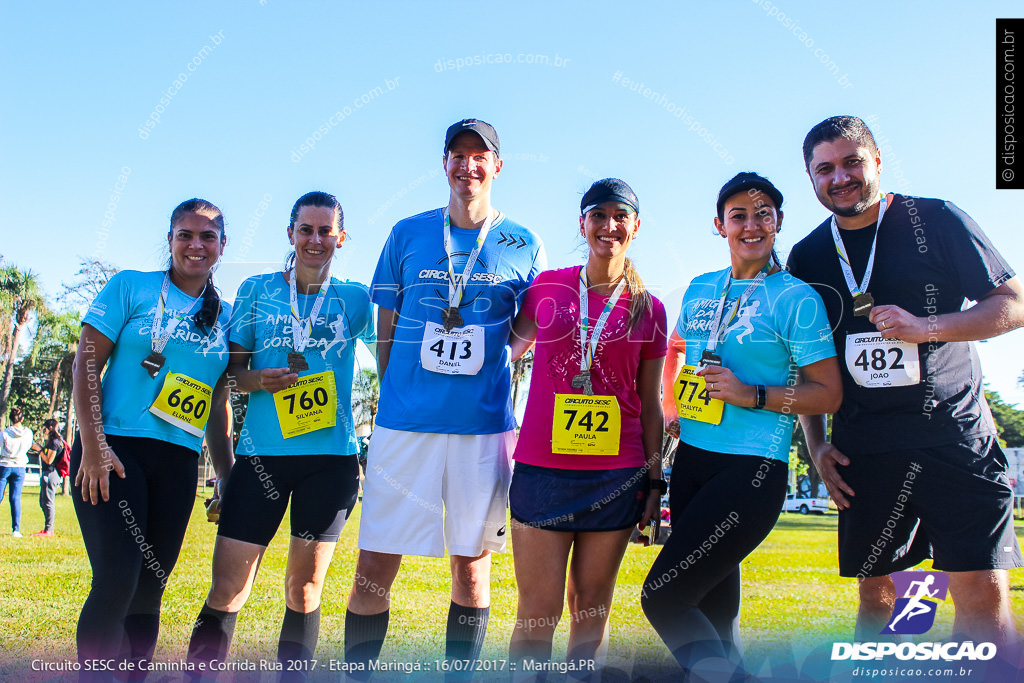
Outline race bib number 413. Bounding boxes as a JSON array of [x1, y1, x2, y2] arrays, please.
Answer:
[[149, 372, 213, 437], [845, 333, 921, 388], [551, 394, 621, 456], [273, 371, 338, 439], [420, 323, 484, 375]]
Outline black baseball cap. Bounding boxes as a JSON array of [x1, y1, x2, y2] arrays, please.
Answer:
[[716, 172, 784, 219], [444, 119, 500, 157], [581, 178, 639, 215]]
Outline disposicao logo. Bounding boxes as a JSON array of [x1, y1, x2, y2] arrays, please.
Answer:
[[882, 570, 949, 635], [831, 570, 997, 663]]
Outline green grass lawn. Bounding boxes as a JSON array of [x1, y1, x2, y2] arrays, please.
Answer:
[[2, 491, 1023, 676]]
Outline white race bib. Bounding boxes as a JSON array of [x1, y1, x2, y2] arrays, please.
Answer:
[[845, 333, 921, 388], [420, 323, 485, 375]]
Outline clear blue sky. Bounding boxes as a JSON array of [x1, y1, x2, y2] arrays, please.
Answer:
[[3, 1, 1023, 403]]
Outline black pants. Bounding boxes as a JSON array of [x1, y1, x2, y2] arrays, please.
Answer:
[[71, 433, 198, 670], [641, 441, 787, 673]]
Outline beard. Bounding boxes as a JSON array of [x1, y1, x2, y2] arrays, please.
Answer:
[[821, 177, 881, 218]]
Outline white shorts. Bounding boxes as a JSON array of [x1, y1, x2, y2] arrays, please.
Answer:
[[358, 427, 515, 558]]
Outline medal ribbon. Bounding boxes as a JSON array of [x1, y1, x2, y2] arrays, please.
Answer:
[[578, 267, 628, 373], [442, 208, 495, 311], [288, 268, 331, 353], [830, 193, 887, 298], [150, 273, 206, 355], [705, 266, 770, 355]]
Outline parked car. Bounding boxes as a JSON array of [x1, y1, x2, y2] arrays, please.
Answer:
[[782, 493, 831, 515]]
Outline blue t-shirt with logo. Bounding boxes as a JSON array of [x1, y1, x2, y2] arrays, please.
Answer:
[[229, 272, 375, 456], [676, 268, 836, 461], [372, 208, 545, 434], [83, 270, 232, 453]]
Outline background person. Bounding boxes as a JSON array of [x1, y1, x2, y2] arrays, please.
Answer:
[[788, 115, 1024, 649], [0, 406, 33, 538], [346, 119, 545, 674], [72, 198, 234, 679], [32, 417, 65, 537], [186, 191, 374, 680], [507, 178, 667, 676], [642, 172, 841, 678]]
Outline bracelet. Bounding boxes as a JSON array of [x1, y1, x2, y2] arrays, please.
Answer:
[[753, 384, 767, 410], [648, 478, 668, 494]]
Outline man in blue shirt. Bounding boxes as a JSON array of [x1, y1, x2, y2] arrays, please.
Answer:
[[345, 119, 545, 672]]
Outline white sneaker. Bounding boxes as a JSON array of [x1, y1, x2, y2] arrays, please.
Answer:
[[12, 531, 23, 538]]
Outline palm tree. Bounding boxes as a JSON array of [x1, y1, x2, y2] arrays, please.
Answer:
[[29, 310, 81, 418], [352, 368, 379, 430], [0, 266, 46, 427]]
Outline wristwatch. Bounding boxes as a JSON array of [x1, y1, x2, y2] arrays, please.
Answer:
[[648, 478, 668, 494], [753, 384, 767, 410]]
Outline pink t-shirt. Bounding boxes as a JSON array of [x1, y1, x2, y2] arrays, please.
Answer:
[[514, 266, 668, 470]]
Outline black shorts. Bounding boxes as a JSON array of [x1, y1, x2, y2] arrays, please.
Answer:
[[509, 462, 646, 532], [217, 454, 360, 546], [838, 435, 1022, 578]]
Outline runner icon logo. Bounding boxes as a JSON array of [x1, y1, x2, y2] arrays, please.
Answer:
[[881, 570, 949, 635]]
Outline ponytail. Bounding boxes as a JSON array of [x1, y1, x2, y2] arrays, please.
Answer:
[[194, 271, 222, 333], [623, 257, 652, 331]]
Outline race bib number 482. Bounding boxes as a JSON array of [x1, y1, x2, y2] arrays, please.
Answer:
[[845, 333, 921, 388], [551, 394, 621, 456]]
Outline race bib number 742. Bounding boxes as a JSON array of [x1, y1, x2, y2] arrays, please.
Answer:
[[551, 394, 621, 455]]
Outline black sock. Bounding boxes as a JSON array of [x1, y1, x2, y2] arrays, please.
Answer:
[[278, 607, 320, 682], [120, 613, 160, 682], [445, 601, 489, 663], [187, 604, 238, 668], [345, 609, 390, 681]]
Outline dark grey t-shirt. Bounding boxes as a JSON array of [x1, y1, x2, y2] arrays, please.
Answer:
[[787, 194, 1013, 454]]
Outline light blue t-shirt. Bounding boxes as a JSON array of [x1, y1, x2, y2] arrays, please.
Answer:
[[229, 272, 375, 456], [676, 268, 836, 461], [372, 208, 545, 434], [83, 270, 232, 453]]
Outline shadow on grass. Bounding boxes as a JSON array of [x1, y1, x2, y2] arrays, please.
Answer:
[[772, 515, 838, 534]]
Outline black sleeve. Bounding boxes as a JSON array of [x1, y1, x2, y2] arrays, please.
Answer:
[[940, 201, 1015, 302]]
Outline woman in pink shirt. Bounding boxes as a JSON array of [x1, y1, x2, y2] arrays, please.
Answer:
[[508, 178, 667, 672]]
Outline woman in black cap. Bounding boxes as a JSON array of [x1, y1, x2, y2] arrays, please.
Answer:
[[508, 178, 668, 672], [641, 172, 842, 677]]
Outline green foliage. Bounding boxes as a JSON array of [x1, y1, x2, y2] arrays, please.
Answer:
[[352, 368, 379, 429], [987, 388, 1024, 448], [7, 364, 52, 434]]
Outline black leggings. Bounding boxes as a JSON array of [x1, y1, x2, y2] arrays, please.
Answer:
[[641, 441, 787, 674], [71, 433, 198, 671]]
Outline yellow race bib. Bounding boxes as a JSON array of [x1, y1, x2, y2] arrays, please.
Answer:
[[551, 394, 621, 455], [149, 372, 214, 437], [273, 371, 337, 439], [674, 365, 724, 425]]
